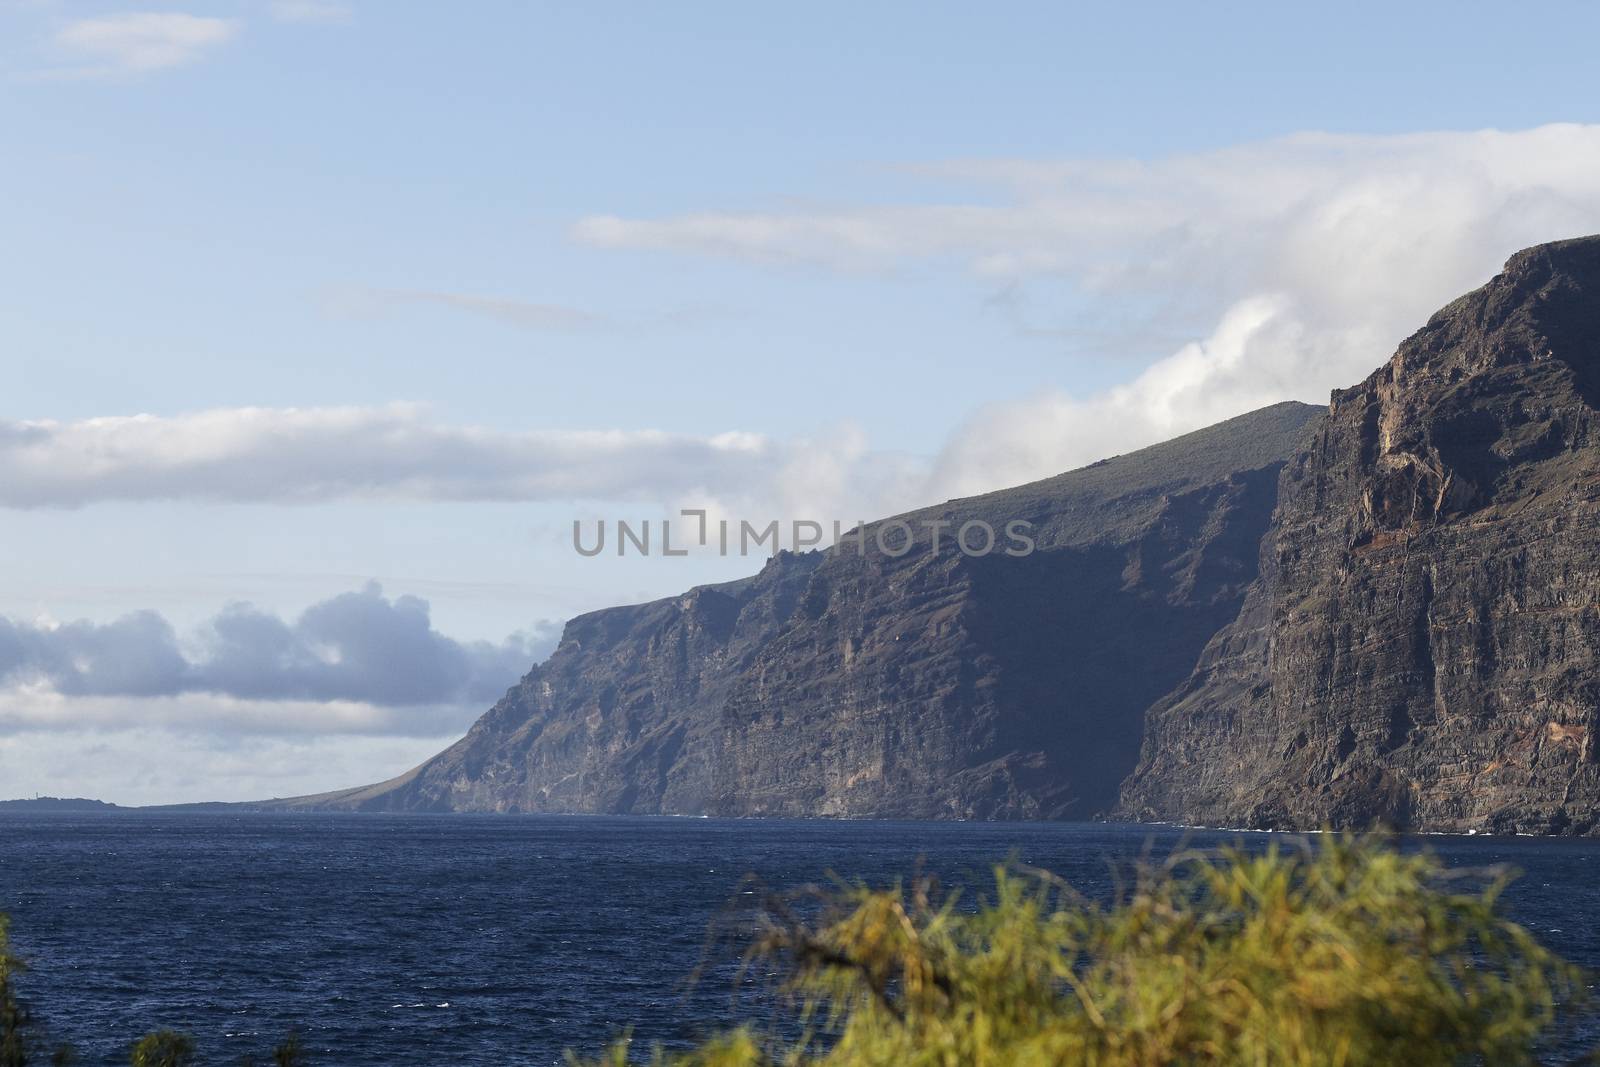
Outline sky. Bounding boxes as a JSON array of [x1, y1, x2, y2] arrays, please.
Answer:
[[4, 0, 1600, 804]]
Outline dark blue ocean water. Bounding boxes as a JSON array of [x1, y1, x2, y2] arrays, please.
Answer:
[[1, 814, 1597, 1065]]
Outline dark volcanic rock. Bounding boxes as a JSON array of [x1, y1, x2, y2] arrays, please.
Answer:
[[710, 435, 1301, 820], [1120, 236, 1600, 835], [303, 402, 1319, 818]]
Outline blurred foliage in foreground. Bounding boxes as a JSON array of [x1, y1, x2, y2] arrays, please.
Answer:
[[584, 835, 1593, 1067]]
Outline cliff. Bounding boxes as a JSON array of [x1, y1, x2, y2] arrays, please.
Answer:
[[294, 402, 1321, 819], [1120, 236, 1600, 834], [288, 236, 1600, 834]]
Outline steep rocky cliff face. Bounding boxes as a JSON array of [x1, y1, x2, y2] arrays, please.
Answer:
[[710, 423, 1303, 820], [1120, 236, 1600, 834], [307, 402, 1320, 818]]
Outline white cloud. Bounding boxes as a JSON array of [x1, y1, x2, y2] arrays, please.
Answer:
[[330, 287, 605, 331], [0, 686, 476, 737], [268, 0, 351, 24], [321, 286, 729, 334], [0, 404, 925, 524], [576, 127, 1600, 283], [13, 127, 1600, 529], [52, 11, 238, 76], [927, 296, 1323, 496], [578, 124, 1600, 496], [0, 404, 764, 507]]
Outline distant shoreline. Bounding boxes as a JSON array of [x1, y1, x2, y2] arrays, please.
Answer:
[[5, 802, 1600, 845], [0, 796, 121, 812]]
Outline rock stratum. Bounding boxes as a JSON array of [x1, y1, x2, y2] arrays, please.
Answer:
[[1120, 236, 1600, 834], [287, 235, 1600, 835]]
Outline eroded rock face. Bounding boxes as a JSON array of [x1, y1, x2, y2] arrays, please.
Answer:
[[1120, 236, 1600, 835], [338, 402, 1320, 818], [711, 460, 1293, 820]]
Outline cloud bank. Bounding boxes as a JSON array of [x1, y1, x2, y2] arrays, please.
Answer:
[[0, 584, 559, 735], [0, 405, 771, 507], [580, 123, 1600, 496], [0, 405, 926, 527], [16, 126, 1600, 517]]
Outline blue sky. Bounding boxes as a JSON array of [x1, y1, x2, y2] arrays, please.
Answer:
[[4, 0, 1600, 803]]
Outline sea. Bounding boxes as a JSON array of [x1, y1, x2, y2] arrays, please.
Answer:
[[1, 813, 1597, 1065]]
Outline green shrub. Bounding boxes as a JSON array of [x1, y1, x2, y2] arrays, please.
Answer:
[[586, 835, 1589, 1066], [241, 1031, 309, 1067], [1, 915, 29, 1067], [128, 1030, 195, 1067]]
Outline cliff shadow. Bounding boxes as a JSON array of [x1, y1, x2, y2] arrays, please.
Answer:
[[961, 467, 1284, 818]]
